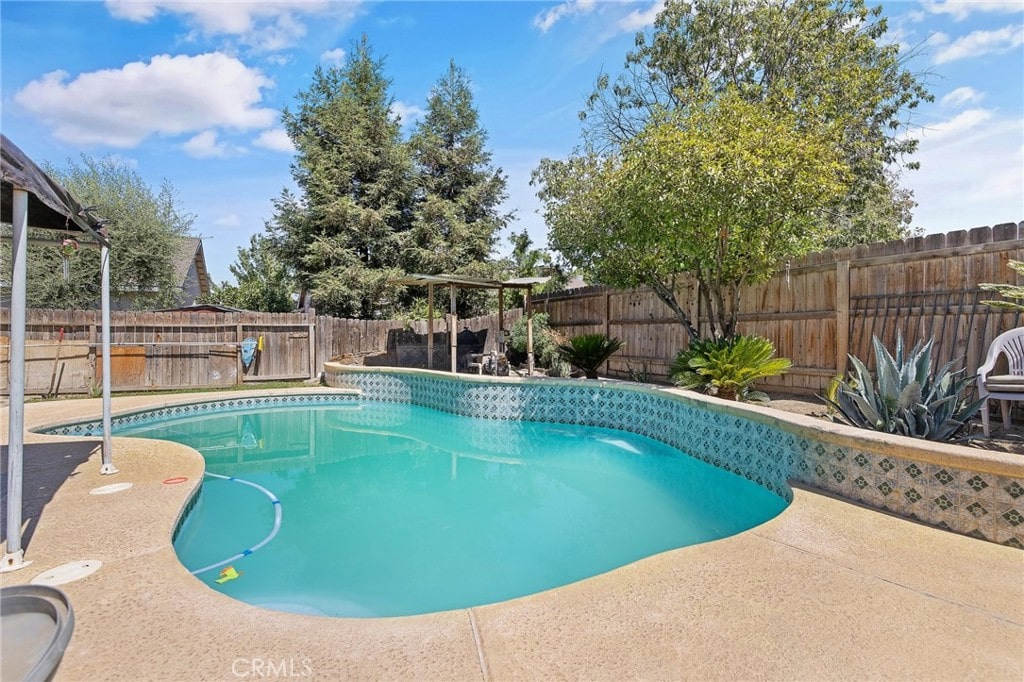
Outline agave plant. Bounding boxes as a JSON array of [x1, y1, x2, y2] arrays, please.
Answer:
[[826, 333, 984, 441], [557, 333, 624, 379], [670, 335, 791, 402]]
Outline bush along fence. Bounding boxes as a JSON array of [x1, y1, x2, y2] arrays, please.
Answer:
[[0, 307, 522, 397], [531, 223, 1023, 393]]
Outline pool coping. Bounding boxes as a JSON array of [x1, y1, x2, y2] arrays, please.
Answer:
[[2, 386, 1022, 680]]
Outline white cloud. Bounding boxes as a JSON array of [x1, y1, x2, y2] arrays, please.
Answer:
[[534, 0, 596, 33], [920, 108, 994, 142], [320, 48, 346, 66], [391, 101, 425, 125], [617, 1, 665, 32], [183, 130, 244, 158], [933, 24, 1024, 63], [905, 112, 1024, 233], [253, 128, 295, 153], [941, 86, 985, 107], [104, 1, 356, 51], [14, 53, 276, 148], [214, 213, 241, 227], [921, 0, 1024, 22], [265, 54, 292, 67]]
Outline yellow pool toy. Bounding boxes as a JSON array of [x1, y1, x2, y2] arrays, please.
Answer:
[[215, 566, 241, 584]]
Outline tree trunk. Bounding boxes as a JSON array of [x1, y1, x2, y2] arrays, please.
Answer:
[[649, 278, 700, 341], [697, 275, 718, 339], [716, 385, 738, 401]]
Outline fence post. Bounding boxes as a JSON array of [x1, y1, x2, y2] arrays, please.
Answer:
[[235, 318, 243, 385], [308, 315, 316, 380], [836, 259, 850, 378], [604, 290, 611, 375]]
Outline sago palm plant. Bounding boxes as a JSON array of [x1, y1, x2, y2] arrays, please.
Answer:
[[670, 335, 791, 402], [557, 333, 625, 379]]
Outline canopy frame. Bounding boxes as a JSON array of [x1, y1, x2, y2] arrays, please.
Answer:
[[2, 135, 115, 573], [388, 274, 549, 375]]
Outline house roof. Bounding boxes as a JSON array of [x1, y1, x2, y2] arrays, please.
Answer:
[[156, 303, 246, 313], [171, 236, 211, 297]]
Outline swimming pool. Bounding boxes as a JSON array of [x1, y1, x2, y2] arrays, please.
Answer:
[[113, 401, 787, 617]]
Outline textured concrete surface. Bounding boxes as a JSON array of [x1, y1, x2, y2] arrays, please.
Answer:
[[2, 390, 1022, 681]]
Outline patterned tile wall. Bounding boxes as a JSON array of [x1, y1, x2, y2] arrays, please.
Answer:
[[330, 369, 1023, 548], [38, 393, 362, 438]]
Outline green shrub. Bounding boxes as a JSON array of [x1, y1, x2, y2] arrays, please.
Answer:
[[825, 333, 984, 441], [669, 335, 791, 402], [669, 337, 734, 391], [508, 313, 562, 369], [557, 333, 625, 379]]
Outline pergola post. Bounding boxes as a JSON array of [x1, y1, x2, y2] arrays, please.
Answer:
[[99, 244, 117, 474], [427, 284, 434, 369], [3, 188, 31, 572], [526, 287, 534, 376], [449, 284, 457, 373], [498, 286, 505, 352]]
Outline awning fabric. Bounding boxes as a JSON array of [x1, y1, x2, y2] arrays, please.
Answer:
[[389, 273, 549, 289], [1, 135, 110, 246]]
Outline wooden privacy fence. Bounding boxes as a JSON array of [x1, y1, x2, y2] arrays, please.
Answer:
[[1, 308, 522, 397], [532, 223, 1023, 393], [0, 310, 318, 396], [3, 224, 1019, 397]]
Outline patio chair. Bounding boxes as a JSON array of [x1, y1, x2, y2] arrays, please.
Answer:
[[976, 327, 1024, 436]]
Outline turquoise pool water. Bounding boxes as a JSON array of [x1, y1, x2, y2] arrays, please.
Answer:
[[117, 402, 787, 617]]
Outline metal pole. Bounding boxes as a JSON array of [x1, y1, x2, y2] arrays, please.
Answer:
[[449, 284, 457, 374], [99, 244, 117, 474], [427, 284, 434, 370], [498, 286, 505, 352], [526, 287, 534, 376], [3, 188, 31, 571]]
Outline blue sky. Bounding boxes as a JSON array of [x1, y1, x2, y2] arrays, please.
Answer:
[[2, 1, 1022, 284]]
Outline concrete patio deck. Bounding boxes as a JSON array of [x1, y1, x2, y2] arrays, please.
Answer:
[[2, 390, 1022, 681]]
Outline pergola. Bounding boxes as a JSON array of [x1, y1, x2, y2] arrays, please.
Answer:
[[389, 274, 549, 375], [1, 135, 114, 572]]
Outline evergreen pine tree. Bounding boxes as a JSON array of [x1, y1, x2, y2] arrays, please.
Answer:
[[405, 60, 511, 317], [271, 36, 414, 319]]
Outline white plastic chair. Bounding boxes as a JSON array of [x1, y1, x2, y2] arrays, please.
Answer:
[[976, 327, 1024, 436]]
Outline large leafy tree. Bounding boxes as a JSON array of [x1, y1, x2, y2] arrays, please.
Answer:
[[404, 60, 511, 317], [581, 0, 930, 242], [1, 155, 194, 309], [270, 36, 415, 319], [500, 228, 563, 308], [538, 89, 849, 340], [203, 234, 294, 312]]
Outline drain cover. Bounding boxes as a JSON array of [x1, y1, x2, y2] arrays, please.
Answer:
[[30, 561, 102, 586], [90, 483, 133, 495]]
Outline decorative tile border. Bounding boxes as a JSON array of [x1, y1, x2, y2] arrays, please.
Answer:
[[327, 366, 1024, 549], [38, 393, 363, 438]]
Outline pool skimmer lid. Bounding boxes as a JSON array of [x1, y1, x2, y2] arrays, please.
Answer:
[[90, 482, 133, 495], [31, 560, 102, 586]]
